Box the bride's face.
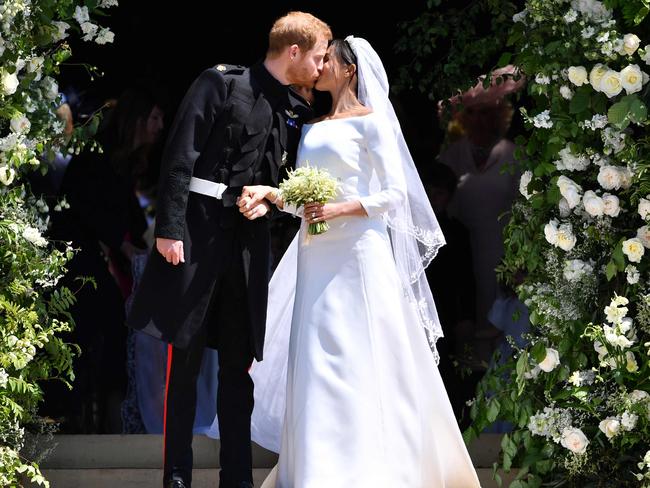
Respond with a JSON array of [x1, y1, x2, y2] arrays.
[[314, 46, 353, 93]]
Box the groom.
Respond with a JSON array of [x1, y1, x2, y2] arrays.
[[126, 12, 331, 488]]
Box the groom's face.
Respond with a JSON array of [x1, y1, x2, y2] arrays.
[[287, 37, 329, 87]]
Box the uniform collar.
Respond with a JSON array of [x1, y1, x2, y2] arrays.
[[251, 61, 289, 102]]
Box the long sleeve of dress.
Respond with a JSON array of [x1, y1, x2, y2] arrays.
[[358, 114, 407, 218], [154, 68, 227, 240]]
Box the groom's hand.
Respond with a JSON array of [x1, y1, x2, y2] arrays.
[[156, 238, 185, 265]]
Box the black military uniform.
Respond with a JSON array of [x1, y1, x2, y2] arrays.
[[126, 62, 312, 488]]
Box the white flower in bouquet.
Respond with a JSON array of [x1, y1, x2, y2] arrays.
[[572, 0, 612, 22], [623, 34, 641, 55], [535, 73, 551, 85], [544, 219, 559, 245], [556, 145, 590, 171], [590, 64, 609, 91], [626, 265, 640, 284], [592, 153, 610, 167], [0, 69, 19, 96], [95, 27, 115, 45], [621, 64, 644, 94], [629, 390, 650, 403], [605, 296, 628, 323], [604, 324, 634, 348], [22, 226, 47, 247], [602, 128, 627, 155], [538, 347, 560, 372], [25, 56, 44, 78], [99, 0, 119, 7], [602, 193, 620, 217], [519, 170, 536, 199], [556, 224, 577, 251], [594, 340, 609, 362], [564, 259, 593, 281], [80, 22, 98, 42], [599, 417, 621, 439], [582, 26, 596, 39], [623, 238, 645, 262], [279, 164, 340, 236], [0, 165, 16, 186], [582, 114, 608, 130], [568, 370, 596, 386], [600, 70, 623, 98], [51, 21, 70, 42], [532, 110, 553, 128], [642, 45, 650, 65], [630, 192, 647, 220], [560, 85, 574, 100], [559, 197, 572, 217], [10, 114, 30, 134], [557, 175, 583, 208], [583, 190, 605, 217], [564, 9, 578, 23], [626, 351, 639, 372], [637, 226, 650, 248], [560, 427, 589, 454], [0, 369, 7, 388], [568, 66, 589, 86], [598, 165, 624, 190], [41, 76, 58, 101], [74, 5, 90, 24], [512, 9, 528, 23], [524, 365, 542, 380]]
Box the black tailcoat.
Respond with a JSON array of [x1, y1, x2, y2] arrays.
[[126, 63, 311, 360]]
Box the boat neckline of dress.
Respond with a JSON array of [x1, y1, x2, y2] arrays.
[[303, 111, 375, 126]]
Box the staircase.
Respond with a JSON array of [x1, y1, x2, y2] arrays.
[[35, 434, 516, 487]]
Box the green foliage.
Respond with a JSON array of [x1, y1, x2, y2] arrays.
[[0, 0, 117, 485]]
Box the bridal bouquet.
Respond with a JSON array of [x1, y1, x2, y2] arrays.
[[279, 164, 339, 236]]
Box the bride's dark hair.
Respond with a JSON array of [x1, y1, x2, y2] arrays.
[[329, 38, 358, 93]]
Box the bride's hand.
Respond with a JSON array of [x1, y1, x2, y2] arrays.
[[305, 201, 367, 224], [239, 185, 276, 209]]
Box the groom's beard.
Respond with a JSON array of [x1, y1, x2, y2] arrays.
[[286, 64, 319, 88]]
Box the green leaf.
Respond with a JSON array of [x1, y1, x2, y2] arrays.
[[629, 97, 648, 124], [608, 99, 631, 128], [569, 89, 590, 114], [497, 52, 512, 67], [606, 260, 617, 281], [487, 398, 501, 423]]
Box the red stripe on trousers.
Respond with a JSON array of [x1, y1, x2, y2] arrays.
[[163, 343, 173, 472]]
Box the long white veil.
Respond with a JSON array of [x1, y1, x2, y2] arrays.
[[207, 36, 446, 453]]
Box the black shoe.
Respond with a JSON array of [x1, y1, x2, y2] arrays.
[[164, 480, 188, 488]]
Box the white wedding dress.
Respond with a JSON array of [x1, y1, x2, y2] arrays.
[[208, 112, 480, 487]]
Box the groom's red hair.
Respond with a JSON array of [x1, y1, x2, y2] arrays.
[[267, 11, 332, 57]]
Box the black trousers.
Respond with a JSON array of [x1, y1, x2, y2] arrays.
[[163, 236, 254, 487]]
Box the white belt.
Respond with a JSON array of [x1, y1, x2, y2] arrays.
[[189, 177, 227, 200]]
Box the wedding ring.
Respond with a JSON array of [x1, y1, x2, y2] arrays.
[[311, 212, 316, 219]]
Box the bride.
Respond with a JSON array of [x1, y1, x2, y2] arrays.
[[209, 36, 481, 487]]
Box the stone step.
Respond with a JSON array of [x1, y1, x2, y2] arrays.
[[39, 434, 503, 469], [40, 468, 517, 487], [33, 434, 511, 487]]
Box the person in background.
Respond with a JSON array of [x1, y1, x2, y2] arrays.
[[438, 65, 525, 364]]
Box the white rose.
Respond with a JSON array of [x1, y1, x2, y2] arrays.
[[559, 197, 572, 217], [0, 165, 16, 186], [602, 194, 620, 217], [568, 66, 588, 86], [0, 70, 19, 96], [556, 224, 577, 251], [598, 166, 623, 190], [629, 390, 650, 403], [22, 226, 47, 247], [623, 238, 645, 263], [544, 220, 559, 245], [519, 170, 534, 199], [618, 167, 633, 189], [26, 56, 44, 74], [621, 64, 644, 94], [583, 190, 605, 217], [538, 348, 560, 372], [560, 85, 573, 100], [643, 45, 650, 65], [560, 427, 589, 454], [590, 64, 609, 91], [9, 114, 30, 134], [623, 34, 641, 56], [638, 197, 650, 220], [637, 226, 650, 248], [599, 417, 621, 439], [600, 70, 623, 98]]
